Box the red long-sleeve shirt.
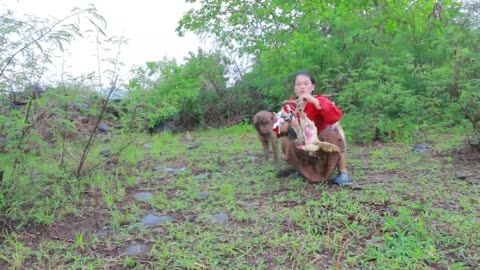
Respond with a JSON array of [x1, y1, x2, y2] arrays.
[[277, 95, 343, 134]]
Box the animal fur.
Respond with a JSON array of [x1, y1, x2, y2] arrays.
[[291, 110, 340, 153], [277, 99, 346, 183], [253, 110, 279, 167], [272, 110, 292, 135]]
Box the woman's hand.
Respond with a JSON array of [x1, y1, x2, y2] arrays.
[[298, 94, 321, 110]]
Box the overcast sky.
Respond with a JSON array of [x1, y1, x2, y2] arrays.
[[3, 0, 206, 81]]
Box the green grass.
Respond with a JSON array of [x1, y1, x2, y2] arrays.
[[0, 123, 479, 269]]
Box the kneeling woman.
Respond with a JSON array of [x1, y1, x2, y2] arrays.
[[274, 70, 352, 185]]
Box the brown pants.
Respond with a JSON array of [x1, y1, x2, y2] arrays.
[[281, 123, 346, 183]]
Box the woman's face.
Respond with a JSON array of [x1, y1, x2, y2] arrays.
[[294, 74, 315, 97]]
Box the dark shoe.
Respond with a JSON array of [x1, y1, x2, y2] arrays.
[[289, 171, 305, 179], [331, 172, 352, 186], [276, 168, 297, 178]]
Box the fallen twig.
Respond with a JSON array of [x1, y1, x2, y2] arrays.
[[336, 238, 350, 270], [194, 262, 212, 270], [309, 253, 327, 265], [354, 179, 396, 185]]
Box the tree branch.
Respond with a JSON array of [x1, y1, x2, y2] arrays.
[[0, 10, 85, 78]]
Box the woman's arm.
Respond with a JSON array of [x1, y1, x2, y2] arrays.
[[298, 93, 322, 110]]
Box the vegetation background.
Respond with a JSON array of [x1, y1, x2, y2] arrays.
[[0, 0, 478, 269]]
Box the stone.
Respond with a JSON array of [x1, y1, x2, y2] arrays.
[[166, 167, 187, 174], [0, 135, 7, 148], [193, 173, 210, 180], [134, 192, 153, 201], [80, 117, 89, 124], [187, 142, 202, 149], [153, 165, 164, 171], [413, 144, 429, 153], [98, 122, 110, 132], [100, 149, 111, 157], [71, 102, 90, 111], [206, 213, 228, 224], [125, 244, 150, 256], [140, 214, 174, 226], [198, 191, 210, 200], [183, 215, 196, 222]]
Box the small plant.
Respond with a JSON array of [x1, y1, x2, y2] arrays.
[[123, 257, 138, 268], [73, 232, 85, 252], [0, 233, 32, 269]]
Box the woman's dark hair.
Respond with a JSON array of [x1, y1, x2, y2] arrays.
[[294, 70, 315, 85]]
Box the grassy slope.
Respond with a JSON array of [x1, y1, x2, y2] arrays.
[[0, 124, 479, 269]]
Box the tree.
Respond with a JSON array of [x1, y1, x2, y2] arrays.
[[177, 0, 480, 144], [125, 49, 233, 130]]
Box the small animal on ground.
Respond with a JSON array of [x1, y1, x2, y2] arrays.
[[252, 110, 279, 167]]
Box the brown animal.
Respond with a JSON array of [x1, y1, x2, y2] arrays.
[[253, 110, 279, 167]]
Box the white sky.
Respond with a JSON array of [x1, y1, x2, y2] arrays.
[[3, 0, 206, 81]]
